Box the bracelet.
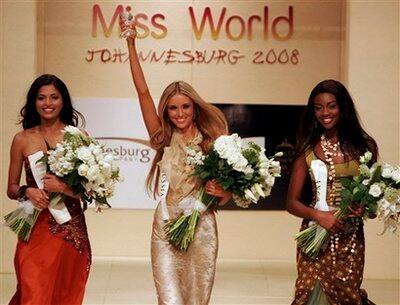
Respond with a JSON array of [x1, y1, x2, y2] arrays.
[[17, 185, 29, 201]]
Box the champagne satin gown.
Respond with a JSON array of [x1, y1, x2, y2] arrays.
[[9, 155, 91, 305], [151, 132, 218, 305]]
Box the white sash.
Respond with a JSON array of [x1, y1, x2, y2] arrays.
[[28, 151, 71, 224], [157, 172, 207, 220], [309, 159, 330, 245], [310, 159, 330, 212], [158, 173, 170, 221]]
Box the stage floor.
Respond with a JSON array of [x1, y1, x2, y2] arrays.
[[1, 258, 399, 305]]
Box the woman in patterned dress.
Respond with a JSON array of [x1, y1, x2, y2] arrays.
[[121, 19, 231, 305], [7, 74, 91, 305], [287, 80, 378, 305]]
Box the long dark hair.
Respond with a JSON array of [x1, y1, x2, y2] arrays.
[[19, 74, 85, 129], [295, 79, 378, 162]]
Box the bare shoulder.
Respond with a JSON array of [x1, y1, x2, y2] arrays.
[[15, 128, 46, 156], [12, 129, 34, 146], [10, 131, 28, 158]]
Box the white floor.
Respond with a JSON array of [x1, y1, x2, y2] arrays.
[[1, 258, 399, 305]]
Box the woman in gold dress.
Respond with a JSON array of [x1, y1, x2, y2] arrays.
[[287, 80, 378, 305], [120, 20, 231, 305]]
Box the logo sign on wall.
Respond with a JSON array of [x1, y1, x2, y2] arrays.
[[43, 1, 343, 104], [75, 98, 156, 209], [75, 98, 305, 210]]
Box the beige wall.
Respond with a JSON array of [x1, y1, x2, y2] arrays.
[[1, 1, 399, 281], [343, 0, 400, 279], [0, 0, 38, 274]]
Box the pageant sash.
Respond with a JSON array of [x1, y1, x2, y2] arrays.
[[158, 173, 170, 221], [310, 159, 330, 212], [29, 151, 72, 224]]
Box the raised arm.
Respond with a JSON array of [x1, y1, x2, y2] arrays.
[[121, 19, 161, 137], [286, 154, 343, 232]]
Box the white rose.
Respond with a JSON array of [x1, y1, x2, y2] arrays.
[[95, 175, 105, 186], [391, 168, 400, 183], [381, 164, 394, 179], [100, 162, 112, 177], [78, 164, 89, 177], [253, 183, 265, 197], [86, 165, 100, 181], [265, 175, 275, 187], [104, 154, 115, 163], [214, 134, 241, 157], [92, 145, 103, 158], [64, 125, 81, 135], [244, 189, 257, 203], [88, 156, 98, 166], [369, 183, 382, 198], [259, 160, 271, 170], [362, 179, 370, 186], [232, 157, 248, 172], [88, 143, 96, 152], [76, 147, 92, 162], [360, 151, 372, 164], [243, 166, 254, 175]]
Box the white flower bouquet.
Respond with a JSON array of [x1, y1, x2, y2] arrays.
[[164, 133, 281, 251], [295, 151, 400, 259], [4, 126, 122, 241]]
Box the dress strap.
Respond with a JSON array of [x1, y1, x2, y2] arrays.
[[305, 147, 316, 167]]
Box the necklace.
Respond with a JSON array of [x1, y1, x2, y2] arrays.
[[320, 134, 357, 282], [320, 134, 344, 157]]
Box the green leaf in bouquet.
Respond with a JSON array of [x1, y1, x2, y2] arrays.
[[340, 178, 352, 189], [352, 186, 360, 195], [367, 200, 378, 215], [369, 165, 382, 184], [199, 171, 210, 180], [218, 159, 226, 168], [63, 170, 83, 188], [95, 196, 111, 208], [242, 149, 258, 166], [221, 177, 234, 189], [244, 173, 253, 180], [339, 197, 351, 210], [353, 189, 365, 202], [341, 188, 352, 199]]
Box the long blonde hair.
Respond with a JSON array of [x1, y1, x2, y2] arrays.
[[146, 81, 228, 196]]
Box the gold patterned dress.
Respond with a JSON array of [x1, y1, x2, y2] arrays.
[[151, 131, 218, 305], [292, 150, 374, 305]]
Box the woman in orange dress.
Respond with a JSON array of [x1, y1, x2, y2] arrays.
[[7, 74, 91, 305]]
